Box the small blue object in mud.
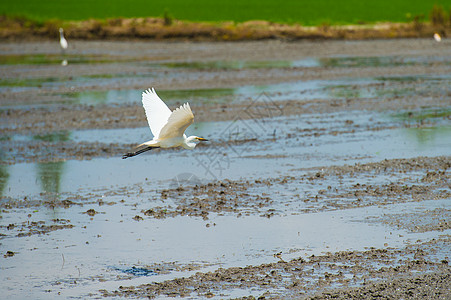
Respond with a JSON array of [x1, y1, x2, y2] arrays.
[[113, 266, 157, 277]]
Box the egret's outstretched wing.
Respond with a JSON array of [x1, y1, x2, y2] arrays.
[[158, 103, 194, 140], [142, 88, 172, 138]]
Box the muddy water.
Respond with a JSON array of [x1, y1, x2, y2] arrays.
[[2, 111, 450, 198], [0, 39, 450, 299]]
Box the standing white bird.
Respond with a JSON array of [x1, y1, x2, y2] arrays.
[[434, 33, 442, 42], [59, 28, 68, 53], [122, 88, 208, 159]]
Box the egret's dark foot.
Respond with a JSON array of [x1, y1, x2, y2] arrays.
[[122, 146, 155, 159], [122, 152, 136, 159]]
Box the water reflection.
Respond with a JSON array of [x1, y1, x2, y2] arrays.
[[35, 161, 65, 196], [149, 56, 449, 71], [71, 78, 374, 106], [32, 132, 70, 199], [391, 107, 451, 148], [33, 131, 70, 142], [158, 88, 235, 103], [73, 88, 236, 106], [152, 58, 320, 70], [0, 163, 9, 198], [403, 126, 451, 149]]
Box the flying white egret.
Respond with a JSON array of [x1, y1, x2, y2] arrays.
[[122, 88, 208, 159], [59, 28, 68, 53]]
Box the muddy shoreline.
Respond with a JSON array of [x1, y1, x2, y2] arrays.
[[2, 15, 451, 42], [104, 237, 451, 299]]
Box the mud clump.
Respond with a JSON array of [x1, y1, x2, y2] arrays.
[[4, 251, 15, 258], [0, 219, 74, 239]]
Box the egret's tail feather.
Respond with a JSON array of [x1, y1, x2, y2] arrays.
[[122, 146, 155, 159]]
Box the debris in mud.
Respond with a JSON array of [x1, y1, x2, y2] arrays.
[[112, 266, 157, 277], [132, 215, 144, 221], [4, 251, 15, 258], [140, 180, 272, 219], [84, 209, 99, 216]]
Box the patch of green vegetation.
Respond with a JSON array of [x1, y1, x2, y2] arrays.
[[324, 85, 363, 99], [0, 54, 62, 65], [155, 60, 293, 70], [1, 1, 451, 25], [320, 56, 410, 68], [84, 74, 115, 79], [375, 76, 423, 82], [0, 77, 58, 87], [159, 88, 236, 103], [33, 131, 70, 142], [0, 54, 116, 65], [394, 107, 451, 122]]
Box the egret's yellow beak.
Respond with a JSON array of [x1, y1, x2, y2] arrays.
[[196, 137, 208, 141]]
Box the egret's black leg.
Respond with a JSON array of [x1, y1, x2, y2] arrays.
[[122, 146, 155, 159]]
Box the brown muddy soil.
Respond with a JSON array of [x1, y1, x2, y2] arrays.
[[1, 218, 74, 239], [144, 156, 451, 219]]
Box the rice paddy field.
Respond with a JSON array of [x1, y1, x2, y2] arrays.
[[1, 1, 451, 299], [1, 0, 451, 25], [1, 37, 451, 299]]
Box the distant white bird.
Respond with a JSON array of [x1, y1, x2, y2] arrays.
[[434, 33, 442, 42], [59, 28, 68, 52], [122, 88, 208, 159]]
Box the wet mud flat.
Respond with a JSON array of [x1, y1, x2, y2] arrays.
[[0, 39, 450, 299]]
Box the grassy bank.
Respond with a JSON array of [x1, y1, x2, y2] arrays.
[[1, 0, 451, 25], [1, 3, 451, 41]]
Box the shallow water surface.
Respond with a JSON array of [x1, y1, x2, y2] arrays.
[[2, 110, 450, 198], [1, 198, 449, 299]]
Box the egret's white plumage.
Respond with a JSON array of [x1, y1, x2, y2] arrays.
[[59, 28, 68, 51], [123, 88, 208, 159], [434, 33, 442, 42]]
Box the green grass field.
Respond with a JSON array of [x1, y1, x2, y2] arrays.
[[1, 0, 451, 25]]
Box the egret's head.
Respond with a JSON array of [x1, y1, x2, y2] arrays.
[[185, 136, 209, 149], [59, 28, 64, 33]]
